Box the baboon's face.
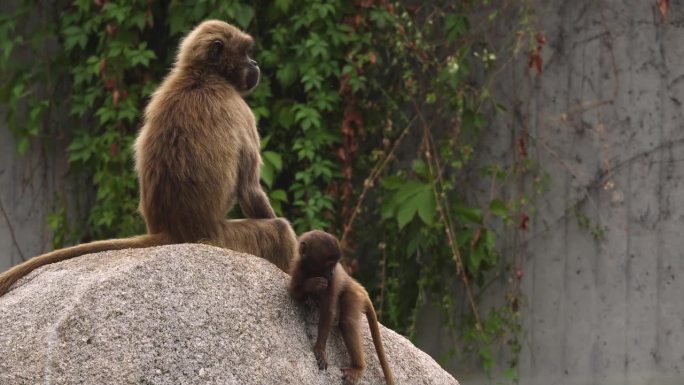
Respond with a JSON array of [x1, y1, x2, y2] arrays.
[[206, 32, 260, 94], [180, 20, 261, 94], [299, 231, 342, 279]]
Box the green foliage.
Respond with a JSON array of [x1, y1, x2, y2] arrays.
[[0, 0, 545, 380]]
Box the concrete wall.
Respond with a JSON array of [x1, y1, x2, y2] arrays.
[[0, 120, 82, 272], [0, 1, 85, 273], [418, 1, 684, 384]]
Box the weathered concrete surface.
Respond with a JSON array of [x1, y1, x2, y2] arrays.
[[418, 1, 684, 385], [0, 244, 458, 385], [0, 1, 87, 274], [0, 95, 75, 273]]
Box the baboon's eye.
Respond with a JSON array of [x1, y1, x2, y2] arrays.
[[209, 40, 224, 61]]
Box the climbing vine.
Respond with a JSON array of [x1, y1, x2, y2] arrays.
[[0, 0, 545, 380]]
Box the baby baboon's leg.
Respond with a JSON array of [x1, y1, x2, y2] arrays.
[[313, 292, 338, 370], [339, 288, 367, 384]]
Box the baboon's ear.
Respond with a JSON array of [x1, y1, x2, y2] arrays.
[[298, 241, 307, 257], [209, 40, 224, 61]]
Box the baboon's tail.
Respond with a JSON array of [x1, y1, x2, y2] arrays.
[[0, 233, 168, 296], [366, 300, 395, 385]]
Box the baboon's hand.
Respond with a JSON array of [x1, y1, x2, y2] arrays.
[[304, 277, 328, 292], [314, 346, 328, 370]]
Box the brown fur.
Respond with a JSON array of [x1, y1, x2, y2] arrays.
[[289, 230, 394, 385], [0, 20, 297, 296]]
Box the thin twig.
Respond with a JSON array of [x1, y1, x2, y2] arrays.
[[377, 240, 388, 321], [413, 99, 483, 332], [0, 196, 26, 261], [339, 118, 416, 249]]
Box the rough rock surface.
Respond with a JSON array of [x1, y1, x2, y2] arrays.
[[0, 244, 459, 385]]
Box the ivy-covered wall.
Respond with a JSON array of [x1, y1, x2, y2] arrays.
[[2, 0, 536, 381]]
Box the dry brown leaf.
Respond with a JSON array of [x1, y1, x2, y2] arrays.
[[528, 49, 543, 74], [658, 0, 669, 20]]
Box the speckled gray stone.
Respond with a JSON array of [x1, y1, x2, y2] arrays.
[[0, 244, 459, 385]]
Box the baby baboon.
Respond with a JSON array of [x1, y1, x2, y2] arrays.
[[289, 230, 394, 385], [0, 20, 296, 296]]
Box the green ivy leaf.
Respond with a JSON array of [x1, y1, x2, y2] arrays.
[[454, 205, 483, 224], [274, 102, 295, 128], [2, 39, 14, 61], [62, 25, 87, 50], [275, 0, 291, 12], [168, 9, 188, 36], [301, 70, 323, 91], [469, 244, 484, 272], [293, 105, 321, 131], [16, 136, 28, 155], [234, 4, 255, 29], [385, 181, 434, 229], [261, 162, 274, 188], [129, 44, 156, 67], [393, 181, 425, 203], [102, 3, 131, 23], [489, 199, 508, 218], [129, 13, 146, 30], [462, 108, 484, 132], [416, 188, 435, 226], [270, 189, 288, 202], [0, 84, 10, 103], [484, 229, 496, 251], [380, 175, 402, 190], [277, 62, 298, 88], [445, 14, 469, 42], [412, 159, 429, 178], [396, 200, 419, 230], [263, 151, 283, 171]]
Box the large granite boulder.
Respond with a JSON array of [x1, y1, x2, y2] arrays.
[[0, 244, 459, 385]]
